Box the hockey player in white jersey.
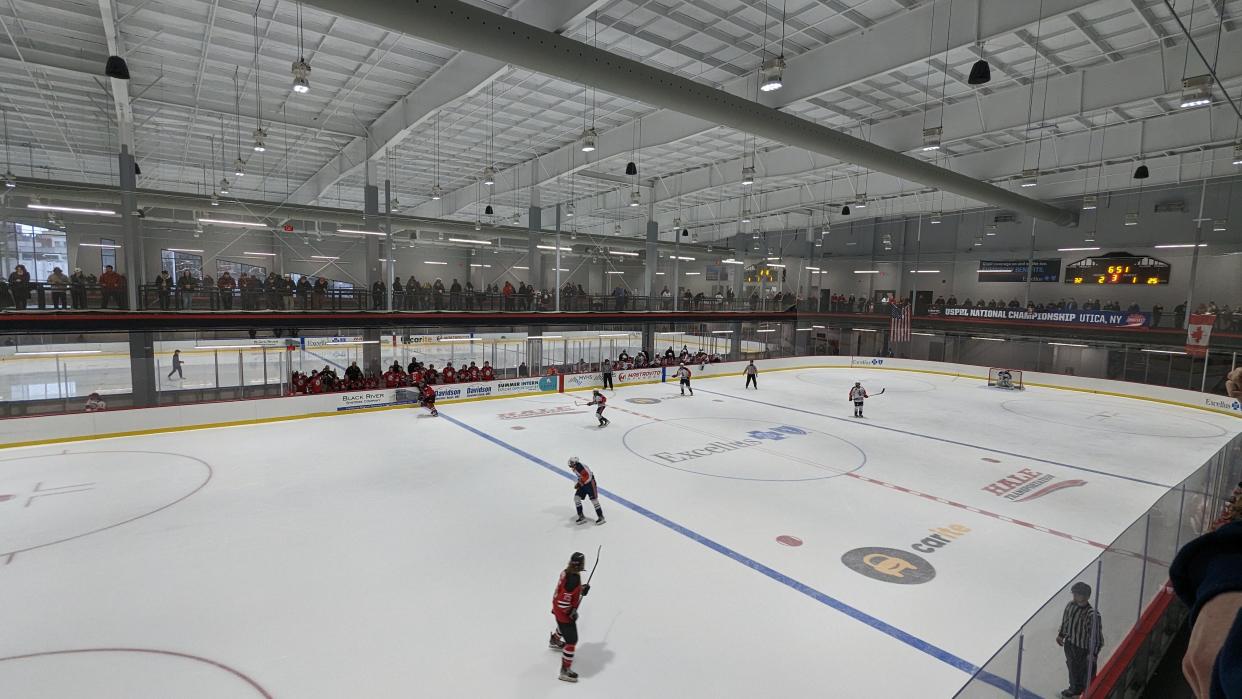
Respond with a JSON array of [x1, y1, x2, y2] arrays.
[[848, 382, 869, 418]]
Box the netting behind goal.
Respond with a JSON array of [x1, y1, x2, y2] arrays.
[[987, 368, 1024, 390]]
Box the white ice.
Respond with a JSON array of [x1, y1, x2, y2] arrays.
[[0, 368, 1237, 698]]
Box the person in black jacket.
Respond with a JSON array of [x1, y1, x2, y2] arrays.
[[155, 270, 173, 310], [1172, 519, 1242, 699], [345, 361, 363, 382], [8, 264, 30, 310]]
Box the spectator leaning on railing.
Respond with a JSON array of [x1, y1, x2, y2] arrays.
[[47, 266, 69, 310]]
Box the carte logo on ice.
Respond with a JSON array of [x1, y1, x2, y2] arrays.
[[982, 468, 1086, 502], [498, 406, 583, 420], [651, 425, 806, 463], [841, 547, 935, 585], [910, 523, 971, 554]]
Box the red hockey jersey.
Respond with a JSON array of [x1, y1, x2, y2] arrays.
[[551, 570, 584, 624]]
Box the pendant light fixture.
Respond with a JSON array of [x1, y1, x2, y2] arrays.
[[758, 2, 787, 92], [483, 80, 495, 186], [251, 13, 266, 154], [431, 111, 443, 199], [1016, 4, 1049, 190], [217, 118, 231, 194], [291, 3, 311, 93], [2, 109, 16, 188], [232, 68, 245, 177]]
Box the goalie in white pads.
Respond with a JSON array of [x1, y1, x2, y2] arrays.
[[994, 369, 1023, 390], [848, 382, 869, 418]]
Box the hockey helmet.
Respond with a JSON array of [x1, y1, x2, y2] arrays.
[[569, 551, 586, 572], [568, 456, 581, 468]]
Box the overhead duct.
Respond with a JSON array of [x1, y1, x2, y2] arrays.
[[299, 0, 1078, 227]]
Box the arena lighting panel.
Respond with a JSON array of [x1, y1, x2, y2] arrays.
[[16, 350, 102, 356], [196, 344, 263, 350], [197, 218, 265, 227], [27, 204, 117, 216], [684, 272, 702, 275], [657, 331, 685, 336], [513, 266, 530, 270], [978, 269, 1014, 273], [1153, 243, 1207, 248], [710, 330, 734, 334], [336, 229, 386, 236], [853, 270, 880, 274], [1058, 246, 1101, 252], [311, 255, 339, 260], [766, 264, 786, 268], [1141, 348, 1188, 355], [536, 245, 571, 251], [449, 238, 491, 245], [1049, 342, 1089, 348], [166, 248, 204, 253], [438, 337, 480, 342], [243, 252, 276, 256], [610, 250, 639, 257], [598, 333, 632, 337], [852, 328, 878, 332], [78, 243, 122, 248], [531, 335, 563, 340], [721, 259, 744, 265], [971, 337, 1008, 342], [795, 328, 813, 331], [909, 269, 940, 273], [812, 325, 825, 329], [912, 332, 936, 337], [756, 329, 777, 333], [424, 261, 448, 265]]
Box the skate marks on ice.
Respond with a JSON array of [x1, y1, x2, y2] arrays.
[[0, 450, 213, 565], [621, 417, 865, 481], [999, 398, 1229, 438], [0, 648, 273, 698], [795, 371, 939, 394]]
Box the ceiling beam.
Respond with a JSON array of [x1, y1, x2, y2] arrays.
[[97, 0, 135, 150], [304, 0, 1077, 226], [285, 0, 610, 205], [1067, 12, 1123, 62], [410, 0, 1089, 219], [1129, 0, 1178, 49]]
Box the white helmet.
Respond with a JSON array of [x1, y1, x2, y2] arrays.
[[568, 456, 580, 467]]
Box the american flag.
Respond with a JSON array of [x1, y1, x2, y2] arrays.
[[890, 301, 912, 343]]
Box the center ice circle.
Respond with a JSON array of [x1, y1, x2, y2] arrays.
[[1000, 399, 1228, 438], [622, 417, 865, 481], [0, 450, 212, 560]]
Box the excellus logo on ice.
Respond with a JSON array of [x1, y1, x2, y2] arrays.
[[651, 425, 807, 464], [1205, 397, 1242, 412]]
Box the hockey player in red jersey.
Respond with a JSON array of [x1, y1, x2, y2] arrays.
[[441, 362, 457, 384], [586, 389, 609, 427], [568, 457, 604, 525], [466, 361, 481, 382], [848, 382, 869, 418], [419, 382, 439, 417], [548, 551, 591, 683], [480, 361, 495, 381]]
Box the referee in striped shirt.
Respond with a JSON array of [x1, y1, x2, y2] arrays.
[[1056, 582, 1104, 698]]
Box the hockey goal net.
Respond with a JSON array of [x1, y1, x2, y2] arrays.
[[987, 368, 1024, 390]]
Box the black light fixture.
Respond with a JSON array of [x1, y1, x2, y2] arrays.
[[681, 228, 689, 237], [967, 42, 990, 85], [967, 58, 991, 85], [133, 162, 141, 176], [105, 55, 130, 80], [484, 204, 494, 215], [841, 205, 851, 216], [1133, 164, 1150, 179], [625, 161, 637, 176]]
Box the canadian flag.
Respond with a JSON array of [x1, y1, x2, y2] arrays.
[[1185, 314, 1215, 357]]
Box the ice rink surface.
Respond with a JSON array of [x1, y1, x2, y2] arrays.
[[1, 368, 1238, 698]]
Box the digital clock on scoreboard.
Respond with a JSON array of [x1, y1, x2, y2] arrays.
[[1064, 254, 1171, 285]]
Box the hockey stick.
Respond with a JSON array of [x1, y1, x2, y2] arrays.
[[874, 388, 886, 396], [586, 544, 602, 586]]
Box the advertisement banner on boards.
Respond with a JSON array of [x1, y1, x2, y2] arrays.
[[493, 377, 559, 395], [933, 306, 1149, 327], [616, 368, 664, 385], [336, 390, 397, 411], [563, 373, 605, 391]]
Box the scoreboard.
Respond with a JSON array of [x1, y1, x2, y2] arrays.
[[1065, 255, 1171, 285]]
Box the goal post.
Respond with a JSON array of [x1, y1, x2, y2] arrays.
[[987, 367, 1025, 390]]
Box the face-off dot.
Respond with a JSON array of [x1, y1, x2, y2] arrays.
[[776, 535, 803, 547]]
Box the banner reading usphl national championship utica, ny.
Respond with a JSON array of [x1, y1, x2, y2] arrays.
[[1185, 313, 1215, 357]]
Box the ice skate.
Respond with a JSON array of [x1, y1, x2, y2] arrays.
[[549, 632, 565, 650], [575, 514, 588, 524], [559, 668, 579, 683], [595, 516, 606, 525]]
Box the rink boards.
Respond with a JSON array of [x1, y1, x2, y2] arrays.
[[0, 358, 1238, 697]]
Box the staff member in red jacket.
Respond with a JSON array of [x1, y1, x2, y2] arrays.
[[548, 551, 591, 683]]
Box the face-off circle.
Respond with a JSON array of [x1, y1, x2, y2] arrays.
[[1000, 399, 1228, 438], [0, 648, 271, 697], [622, 417, 866, 481], [0, 451, 211, 561], [626, 397, 661, 405]]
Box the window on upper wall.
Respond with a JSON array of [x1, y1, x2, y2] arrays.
[[99, 238, 116, 271], [216, 258, 268, 279], [3, 223, 69, 280], [160, 249, 203, 280]]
